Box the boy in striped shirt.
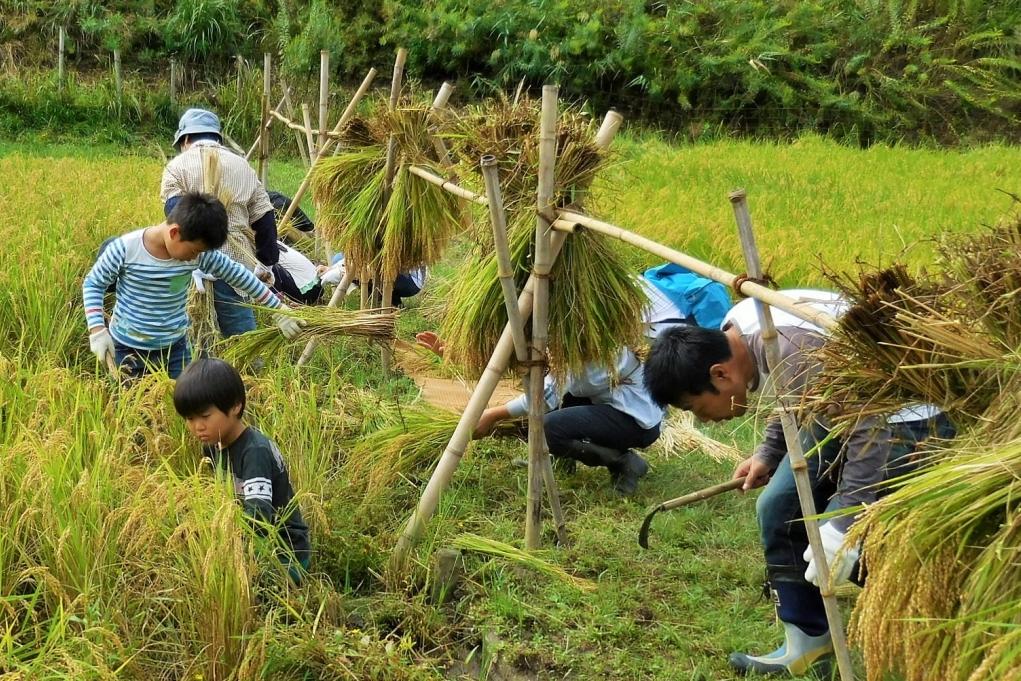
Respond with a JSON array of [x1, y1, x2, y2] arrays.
[[83, 192, 303, 379]]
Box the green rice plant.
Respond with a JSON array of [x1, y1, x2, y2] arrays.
[[449, 534, 595, 592], [221, 305, 398, 366]]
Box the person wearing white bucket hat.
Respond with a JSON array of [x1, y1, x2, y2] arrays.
[[160, 108, 280, 337]]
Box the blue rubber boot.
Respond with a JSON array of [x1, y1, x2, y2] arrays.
[[729, 622, 833, 676], [729, 578, 833, 676]]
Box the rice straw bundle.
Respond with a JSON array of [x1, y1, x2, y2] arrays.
[[434, 95, 645, 379], [810, 205, 1021, 681], [449, 533, 595, 592], [221, 305, 397, 365], [343, 404, 461, 498], [186, 283, 220, 356], [447, 95, 603, 214], [344, 403, 524, 498], [652, 411, 742, 463], [311, 105, 461, 281], [185, 147, 237, 351], [849, 407, 1021, 681], [437, 208, 646, 380]]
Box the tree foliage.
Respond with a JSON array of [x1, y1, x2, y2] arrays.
[[0, 0, 1018, 142]]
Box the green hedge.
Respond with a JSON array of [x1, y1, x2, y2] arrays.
[[2, 0, 1019, 143]]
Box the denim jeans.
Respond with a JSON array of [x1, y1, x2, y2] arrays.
[[212, 278, 257, 337], [114, 336, 190, 379], [756, 413, 955, 632]]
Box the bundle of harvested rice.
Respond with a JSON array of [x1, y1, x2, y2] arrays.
[[311, 105, 461, 282], [653, 411, 742, 463], [344, 403, 524, 498], [449, 533, 595, 592], [436, 97, 646, 379], [221, 305, 397, 365], [811, 205, 1021, 681], [447, 95, 603, 214], [343, 404, 460, 498]]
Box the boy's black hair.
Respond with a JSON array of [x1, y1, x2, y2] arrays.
[[643, 325, 733, 407], [167, 192, 229, 250], [173, 358, 246, 418]]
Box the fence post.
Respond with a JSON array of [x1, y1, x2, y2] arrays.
[[57, 27, 65, 91], [235, 54, 243, 99], [170, 59, 177, 108], [113, 49, 123, 107], [259, 52, 271, 187]]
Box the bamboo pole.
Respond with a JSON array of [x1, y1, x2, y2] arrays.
[[113, 50, 123, 108], [57, 27, 65, 91], [313, 58, 331, 258], [378, 48, 407, 374], [390, 108, 624, 571], [222, 133, 246, 155], [390, 232, 569, 574], [429, 81, 455, 167], [245, 93, 287, 161], [281, 83, 310, 168], [525, 85, 558, 548], [407, 165, 488, 205], [276, 68, 377, 230], [295, 269, 356, 366], [480, 156, 528, 363], [170, 59, 177, 107], [300, 104, 316, 160], [360, 265, 370, 309], [407, 165, 836, 333], [552, 211, 838, 331], [729, 190, 855, 681], [259, 53, 271, 186], [318, 51, 329, 151], [480, 153, 568, 545]]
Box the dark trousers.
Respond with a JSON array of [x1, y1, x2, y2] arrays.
[[758, 413, 955, 634], [114, 336, 190, 379], [544, 394, 661, 466], [392, 274, 421, 307], [355, 274, 422, 308], [271, 265, 324, 305]]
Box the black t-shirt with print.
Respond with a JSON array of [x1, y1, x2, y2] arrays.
[[207, 426, 310, 562]]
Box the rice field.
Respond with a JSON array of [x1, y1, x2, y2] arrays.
[[1, 136, 1019, 679]]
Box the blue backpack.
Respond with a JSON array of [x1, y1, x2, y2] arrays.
[[643, 263, 732, 330]]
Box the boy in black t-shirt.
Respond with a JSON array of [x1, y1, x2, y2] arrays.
[[173, 358, 310, 579]]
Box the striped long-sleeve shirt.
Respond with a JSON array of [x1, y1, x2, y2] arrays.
[[83, 228, 280, 350]]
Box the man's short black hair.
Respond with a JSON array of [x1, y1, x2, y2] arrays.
[[173, 358, 246, 418], [167, 192, 229, 250], [644, 325, 733, 407]]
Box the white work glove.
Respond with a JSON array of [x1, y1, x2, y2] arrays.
[[319, 262, 345, 286], [89, 327, 115, 365], [273, 305, 305, 340], [191, 269, 216, 293], [254, 264, 276, 287], [804, 522, 860, 587]]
